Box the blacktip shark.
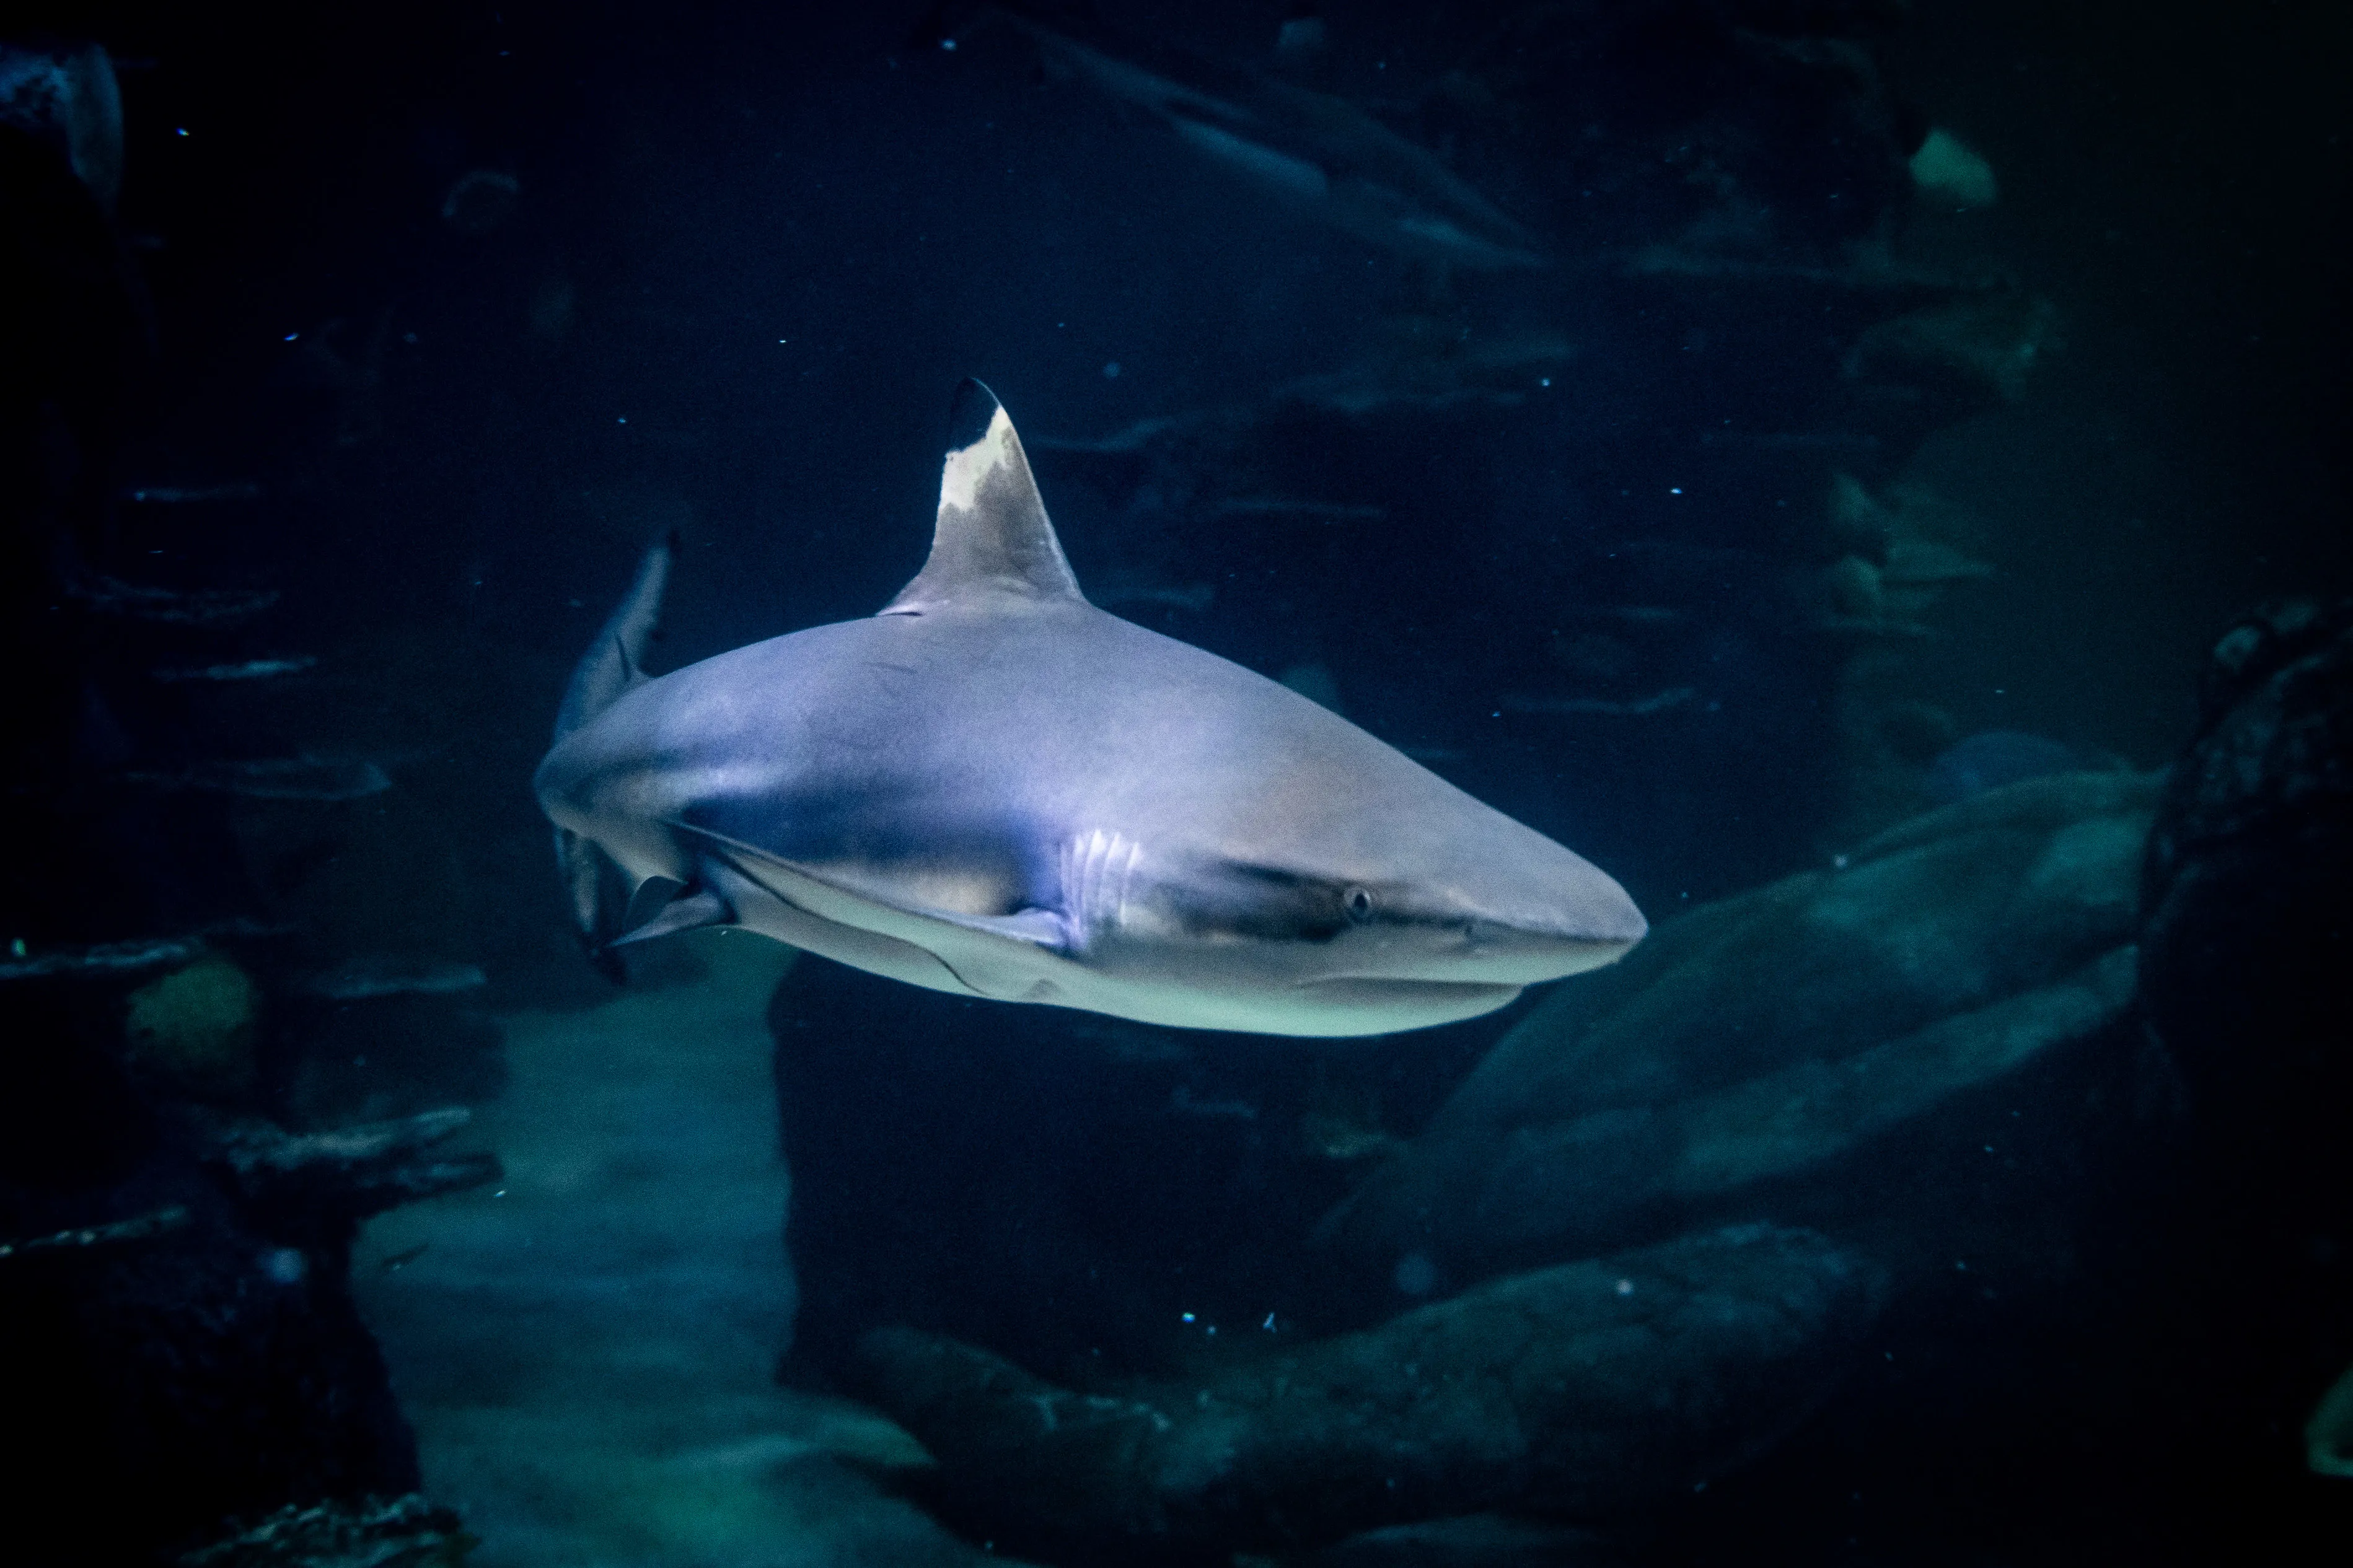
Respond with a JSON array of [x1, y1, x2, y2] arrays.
[[535, 382, 1642, 1036]]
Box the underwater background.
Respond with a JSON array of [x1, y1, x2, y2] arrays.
[[2, 2, 2347, 1564]]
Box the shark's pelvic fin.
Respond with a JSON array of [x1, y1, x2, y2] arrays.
[[882, 380, 1086, 615], [555, 531, 674, 742], [611, 884, 734, 947], [556, 826, 631, 982]]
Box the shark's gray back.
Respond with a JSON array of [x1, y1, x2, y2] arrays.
[[602, 594, 1601, 936]]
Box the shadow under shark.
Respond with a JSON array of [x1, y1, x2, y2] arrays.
[[535, 382, 1643, 1035]]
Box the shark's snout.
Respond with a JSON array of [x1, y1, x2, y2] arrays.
[[1322, 867, 1644, 991], [1527, 870, 1647, 978], [1536, 867, 1648, 953], [1449, 848, 1647, 982]]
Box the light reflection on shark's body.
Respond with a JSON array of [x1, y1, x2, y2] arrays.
[[535, 382, 1642, 1036]]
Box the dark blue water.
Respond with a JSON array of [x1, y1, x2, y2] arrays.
[[2, 4, 2346, 1564]]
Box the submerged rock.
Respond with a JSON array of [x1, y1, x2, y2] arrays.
[[2139, 598, 2353, 1467], [1926, 728, 2093, 802], [856, 1224, 1881, 1559], [2141, 597, 2353, 1186], [125, 952, 261, 1102], [1843, 284, 2060, 405], [193, 1105, 499, 1238], [177, 1494, 470, 1567], [1322, 771, 2163, 1280], [0, 1202, 189, 1265], [2307, 1359, 2353, 1479]]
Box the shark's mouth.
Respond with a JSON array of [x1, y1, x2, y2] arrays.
[[1290, 977, 1525, 1011], [1314, 934, 1641, 989]]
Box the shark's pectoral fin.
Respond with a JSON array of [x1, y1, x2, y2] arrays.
[[923, 906, 1072, 950], [612, 885, 734, 947], [770, 890, 1070, 1002], [750, 861, 1076, 962], [667, 821, 1075, 1002]]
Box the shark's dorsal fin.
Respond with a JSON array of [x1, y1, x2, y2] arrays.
[[882, 380, 1086, 615]]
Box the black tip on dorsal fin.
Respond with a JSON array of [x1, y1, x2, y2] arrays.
[[944, 375, 1000, 453], [881, 379, 1086, 615]]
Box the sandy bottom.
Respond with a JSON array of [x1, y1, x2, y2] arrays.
[[354, 932, 1001, 1566]]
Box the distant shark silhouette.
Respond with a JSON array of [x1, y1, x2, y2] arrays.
[[535, 382, 1642, 1035], [923, 4, 1547, 273]]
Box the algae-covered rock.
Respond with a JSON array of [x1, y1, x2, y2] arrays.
[[1322, 771, 2162, 1277], [177, 1493, 472, 1567], [125, 950, 260, 1102], [856, 1225, 1883, 1559]]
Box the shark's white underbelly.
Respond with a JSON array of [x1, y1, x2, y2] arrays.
[[698, 839, 1520, 1037]]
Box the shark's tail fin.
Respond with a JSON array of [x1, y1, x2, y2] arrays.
[[553, 535, 675, 980]]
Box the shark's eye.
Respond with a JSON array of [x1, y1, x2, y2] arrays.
[[1344, 887, 1376, 923]]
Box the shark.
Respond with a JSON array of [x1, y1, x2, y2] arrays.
[[534, 382, 1643, 1036], [924, 4, 1546, 273]]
